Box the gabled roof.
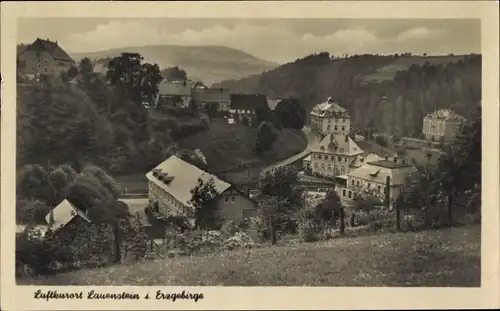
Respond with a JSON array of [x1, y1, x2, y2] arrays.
[[45, 199, 91, 230], [313, 134, 363, 156], [158, 80, 192, 97], [348, 161, 417, 186], [310, 97, 349, 118], [230, 94, 269, 110], [266, 97, 282, 111], [192, 88, 231, 103], [349, 153, 384, 169], [21, 38, 74, 62], [146, 155, 232, 208]]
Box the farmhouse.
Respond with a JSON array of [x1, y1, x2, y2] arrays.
[[156, 80, 193, 108], [192, 88, 231, 112], [146, 155, 257, 226], [17, 38, 75, 80], [422, 109, 466, 143], [310, 97, 351, 135], [229, 94, 269, 121], [45, 199, 91, 231]]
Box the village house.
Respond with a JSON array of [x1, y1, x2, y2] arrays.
[[156, 80, 193, 109], [422, 109, 466, 143], [45, 199, 91, 231], [146, 155, 257, 227], [229, 94, 269, 122], [339, 156, 417, 209], [310, 97, 351, 136], [310, 134, 364, 178], [17, 38, 74, 80], [192, 87, 231, 112]]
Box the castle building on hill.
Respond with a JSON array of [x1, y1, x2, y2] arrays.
[[310, 97, 351, 136]]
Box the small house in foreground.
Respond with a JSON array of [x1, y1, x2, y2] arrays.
[[146, 155, 257, 227]]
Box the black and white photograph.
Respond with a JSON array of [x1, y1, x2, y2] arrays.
[[1, 1, 499, 310]]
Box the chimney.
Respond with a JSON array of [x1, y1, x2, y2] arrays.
[[345, 135, 349, 142]]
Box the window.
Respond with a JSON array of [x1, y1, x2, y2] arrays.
[[231, 196, 236, 203], [327, 125, 331, 130], [378, 185, 381, 192], [44, 67, 47, 72], [356, 181, 360, 187], [367, 183, 371, 188], [338, 156, 341, 161], [341, 126, 345, 131], [314, 163, 318, 168], [343, 189, 346, 197], [330, 156, 334, 161], [327, 164, 332, 170], [321, 164, 325, 169], [351, 180, 354, 185], [224, 196, 229, 203], [44, 59, 48, 64], [340, 167, 344, 173], [348, 191, 352, 198], [334, 125, 338, 131]]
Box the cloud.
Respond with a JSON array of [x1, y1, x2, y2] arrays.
[[61, 20, 472, 63], [396, 27, 446, 42]]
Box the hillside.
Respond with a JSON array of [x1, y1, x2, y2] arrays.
[[213, 53, 481, 137], [178, 119, 308, 175], [69, 45, 279, 86], [19, 225, 480, 286], [360, 55, 467, 83]]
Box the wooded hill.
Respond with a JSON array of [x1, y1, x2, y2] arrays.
[[213, 53, 481, 137]]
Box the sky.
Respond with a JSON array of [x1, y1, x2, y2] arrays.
[[18, 18, 480, 64]]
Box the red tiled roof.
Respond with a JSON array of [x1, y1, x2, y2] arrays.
[[22, 38, 74, 62]]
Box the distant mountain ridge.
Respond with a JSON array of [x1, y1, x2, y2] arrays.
[[68, 45, 279, 86]]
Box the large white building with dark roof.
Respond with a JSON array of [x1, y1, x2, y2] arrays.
[[310, 97, 351, 135], [310, 134, 363, 177]]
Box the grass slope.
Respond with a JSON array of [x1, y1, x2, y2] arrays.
[[362, 55, 467, 83], [70, 45, 279, 86], [177, 119, 307, 174], [19, 225, 480, 286]]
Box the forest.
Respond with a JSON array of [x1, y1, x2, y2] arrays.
[[213, 53, 481, 137]]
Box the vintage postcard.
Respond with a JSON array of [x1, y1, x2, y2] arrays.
[[1, 1, 499, 310]]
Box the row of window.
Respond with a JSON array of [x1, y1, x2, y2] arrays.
[[327, 118, 347, 123], [314, 154, 348, 162], [326, 125, 347, 132], [314, 162, 345, 173], [150, 183, 185, 212], [350, 179, 385, 193], [223, 195, 237, 204], [32, 59, 48, 65]]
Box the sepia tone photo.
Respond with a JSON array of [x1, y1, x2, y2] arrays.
[[1, 1, 499, 310]]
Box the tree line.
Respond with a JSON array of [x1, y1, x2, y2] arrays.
[[214, 53, 481, 137]]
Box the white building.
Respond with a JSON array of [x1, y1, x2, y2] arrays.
[[310, 134, 363, 177], [422, 109, 466, 143], [310, 97, 351, 135], [339, 156, 417, 209]]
